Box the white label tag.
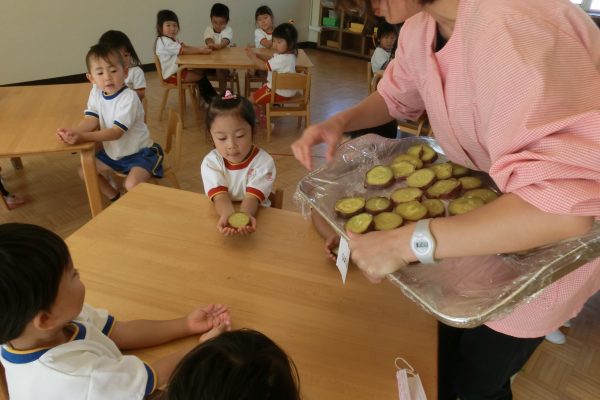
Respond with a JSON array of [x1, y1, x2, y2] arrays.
[[335, 237, 350, 284]]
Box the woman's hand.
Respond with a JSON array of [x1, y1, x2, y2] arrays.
[[348, 229, 411, 283], [291, 117, 346, 170], [324, 235, 340, 262]]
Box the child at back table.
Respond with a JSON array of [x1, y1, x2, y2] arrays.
[[370, 22, 397, 73], [164, 329, 300, 400], [99, 30, 146, 100], [201, 91, 276, 236], [0, 223, 231, 400], [254, 5, 274, 49], [204, 3, 234, 94], [57, 44, 163, 202], [155, 9, 217, 104]]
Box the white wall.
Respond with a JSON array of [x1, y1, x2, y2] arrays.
[[0, 0, 309, 85]]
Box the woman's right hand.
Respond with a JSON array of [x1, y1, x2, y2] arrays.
[[291, 117, 345, 170]]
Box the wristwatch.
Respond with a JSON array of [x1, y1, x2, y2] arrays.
[[410, 219, 437, 264]]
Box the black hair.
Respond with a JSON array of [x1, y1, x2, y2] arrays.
[[0, 223, 71, 343], [156, 9, 180, 37], [205, 94, 256, 138], [98, 30, 142, 67], [210, 3, 230, 22], [272, 23, 298, 56], [85, 43, 124, 72], [255, 5, 274, 22], [166, 329, 301, 400], [375, 21, 397, 43]]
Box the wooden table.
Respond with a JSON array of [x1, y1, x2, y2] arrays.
[[65, 183, 437, 399], [0, 83, 103, 217]]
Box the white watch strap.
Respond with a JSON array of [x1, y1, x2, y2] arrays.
[[410, 219, 437, 264]]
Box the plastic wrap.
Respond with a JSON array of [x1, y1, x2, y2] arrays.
[[295, 134, 600, 327]]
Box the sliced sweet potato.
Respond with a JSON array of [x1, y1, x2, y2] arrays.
[[464, 188, 498, 204], [430, 162, 454, 180], [374, 212, 404, 231], [365, 165, 394, 189], [406, 168, 436, 189], [390, 161, 416, 180], [448, 197, 485, 215], [228, 212, 251, 228], [390, 187, 423, 204], [458, 176, 483, 190], [394, 200, 428, 221], [392, 153, 423, 169], [365, 196, 392, 214], [407, 144, 438, 163], [422, 199, 445, 217], [425, 179, 462, 199], [335, 197, 366, 219], [345, 213, 374, 234], [451, 162, 470, 177]]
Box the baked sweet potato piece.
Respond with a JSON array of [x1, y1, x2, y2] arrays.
[[374, 212, 404, 231], [394, 200, 428, 221], [458, 176, 483, 190], [425, 179, 462, 199], [464, 188, 498, 204], [345, 213, 374, 234], [407, 144, 438, 163], [430, 162, 454, 180], [392, 153, 423, 169], [448, 197, 485, 215], [451, 162, 470, 177], [406, 168, 436, 189], [391, 187, 423, 204], [365, 165, 394, 189], [422, 198, 445, 217], [390, 161, 416, 180], [228, 212, 251, 228], [365, 196, 393, 214], [335, 197, 366, 219]]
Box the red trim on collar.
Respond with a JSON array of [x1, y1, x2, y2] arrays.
[[224, 146, 259, 170]]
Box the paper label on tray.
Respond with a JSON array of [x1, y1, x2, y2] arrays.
[[336, 237, 350, 284]]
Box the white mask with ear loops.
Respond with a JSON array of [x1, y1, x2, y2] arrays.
[[395, 357, 427, 400]]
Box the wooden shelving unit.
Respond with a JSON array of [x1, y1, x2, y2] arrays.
[[317, 3, 375, 60]]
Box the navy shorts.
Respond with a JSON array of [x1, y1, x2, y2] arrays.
[[96, 143, 164, 178]]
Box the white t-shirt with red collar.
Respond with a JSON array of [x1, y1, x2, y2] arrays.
[[201, 146, 276, 207], [266, 53, 297, 97], [155, 36, 183, 79]]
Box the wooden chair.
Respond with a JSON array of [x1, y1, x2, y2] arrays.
[[398, 112, 432, 137], [245, 70, 267, 98], [206, 70, 241, 95], [141, 96, 148, 123], [367, 62, 374, 93], [265, 71, 312, 143], [268, 188, 284, 209], [154, 55, 198, 126]]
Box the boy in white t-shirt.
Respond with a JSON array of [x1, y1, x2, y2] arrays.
[[370, 22, 397, 73], [0, 223, 231, 400], [204, 3, 234, 94], [254, 5, 274, 49]]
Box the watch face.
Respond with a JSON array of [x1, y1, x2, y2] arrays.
[[414, 238, 430, 254]]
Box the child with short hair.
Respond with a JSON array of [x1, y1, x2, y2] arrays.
[[57, 44, 163, 202], [99, 30, 147, 100], [165, 329, 300, 400], [201, 91, 276, 236], [371, 22, 397, 73], [254, 5, 274, 49], [204, 3, 234, 94], [0, 223, 232, 400], [155, 9, 217, 104], [245, 22, 299, 105]]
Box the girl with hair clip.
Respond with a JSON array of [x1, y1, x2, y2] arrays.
[[99, 30, 147, 100], [292, 0, 600, 399], [154, 9, 217, 104], [201, 91, 276, 236]]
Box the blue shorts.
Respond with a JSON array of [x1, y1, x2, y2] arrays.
[[96, 143, 164, 178]]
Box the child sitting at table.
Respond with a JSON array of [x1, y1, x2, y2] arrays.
[[254, 5, 274, 49], [99, 30, 146, 100], [204, 3, 234, 95], [164, 329, 300, 400], [155, 9, 217, 104], [57, 44, 163, 202], [201, 91, 276, 236], [0, 223, 232, 400], [370, 21, 397, 74]]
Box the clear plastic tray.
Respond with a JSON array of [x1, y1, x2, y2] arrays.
[[295, 134, 600, 327]]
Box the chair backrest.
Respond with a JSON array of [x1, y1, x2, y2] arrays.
[[154, 55, 170, 87], [268, 188, 284, 209], [367, 62, 374, 93], [270, 72, 311, 105], [164, 108, 183, 171]]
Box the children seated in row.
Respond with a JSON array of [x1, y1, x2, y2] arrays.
[[201, 92, 276, 236], [204, 3, 234, 95], [255, 5, 274, 49], [0, 223, 231, 399], [164, 329, 300, 400], [155, 9, 217, 104], [57, 44, 163, 202], [370, 22, 397, 73], [99, 30, 146, 100]]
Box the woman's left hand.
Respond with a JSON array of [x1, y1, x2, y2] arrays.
[[348, 229, 410, 283]]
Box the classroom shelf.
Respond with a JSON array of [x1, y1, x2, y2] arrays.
[[317, 4, 375, 60]]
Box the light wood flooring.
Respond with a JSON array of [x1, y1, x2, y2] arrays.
[[1, 49, 599, 399]]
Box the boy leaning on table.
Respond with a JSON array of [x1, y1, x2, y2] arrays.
[[0, 223, 231, 399]]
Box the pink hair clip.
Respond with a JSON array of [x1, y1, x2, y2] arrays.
[[222, 90, 237, 100]]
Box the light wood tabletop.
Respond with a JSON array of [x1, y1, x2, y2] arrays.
[[65, 183, 437, 399], [177, 47, 314, 71], [0, 83, 103, 217]]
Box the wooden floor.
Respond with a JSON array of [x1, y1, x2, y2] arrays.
[[1, 49, 598, 399]]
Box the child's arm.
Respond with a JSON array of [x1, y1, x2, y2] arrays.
[[213, 193, 238, 236], [311, 211, 340, 261], [181, 44, 212, 55], [245, 48, 269, 70], [135, 88, 146, 100], [237, 196, 260, 234], [260, 37, 273, 48], [56, 116, 123, 144], [209, 38, 230, 50]]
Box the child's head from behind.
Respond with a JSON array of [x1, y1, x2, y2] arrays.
[[210, 3, 230, 33], [206, 92, 255, 164], [157, 9, 180, 39], [85, 44, 127, 96], [255, 6, 274, 32], [0, 223, 84, 344], [376, 22, 397, 51], [166, 329, 300, 400], [98, 30, 141, 69], [272, 22, 298, 55]]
